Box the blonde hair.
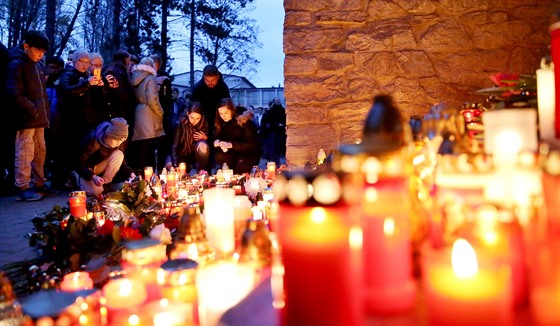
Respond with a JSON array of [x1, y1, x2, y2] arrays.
[[139, 57, 155, 67]]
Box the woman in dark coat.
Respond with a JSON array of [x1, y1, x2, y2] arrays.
[[169, 101, 210, 173], [213, 98, 261, 174]]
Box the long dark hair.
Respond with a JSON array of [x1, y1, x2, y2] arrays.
[[214, 98, 237, 135]]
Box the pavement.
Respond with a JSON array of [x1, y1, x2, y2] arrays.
[[0, 193, 69, 269]]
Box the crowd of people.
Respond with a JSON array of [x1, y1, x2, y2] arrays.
[[1, 31, 286, 201]]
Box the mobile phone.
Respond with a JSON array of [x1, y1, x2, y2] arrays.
[[93, 68, 101, 78]]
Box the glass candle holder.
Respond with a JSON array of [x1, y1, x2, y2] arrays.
[[157, 259, 199, 325], [121, 239, 167, 302], [274, 169, 363, 326], [144, 166, 154, 182], [68, 191, 87, 218]]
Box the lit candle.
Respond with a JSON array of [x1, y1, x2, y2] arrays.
[[102, 278, 147, 324], [68, 194, 87, 218], [422, 239, 513, 326], [121, 239, 167, 302], [178, 162, 187, 176], [166, 170, 178, 198], [459, 205, 528, 307], [275, 171, 363, 326], [550, 21, 560, 138], [536, 59, 556, 141], [59, 272, 94, 292], [266, 161, 276, 181], [203, 188, 235, 256], [530, 237, 560, 326], [196, 261, 255, 326], [362, 178, 416, 314], [144, 166, 153, 182], [156, 259, 198, 325], [482, 109, 537, 166]]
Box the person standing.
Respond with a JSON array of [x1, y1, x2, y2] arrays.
[[0, 42, 16, 196], [129, 57, 166, 171], [192, 65, 231, 139], [260, 97, 286, 165], [5, 31, 50, 201]]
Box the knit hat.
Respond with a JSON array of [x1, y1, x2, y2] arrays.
[[105, 118, 129, 140]]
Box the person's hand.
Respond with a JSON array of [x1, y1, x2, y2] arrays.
[[194, 131, 207, 141], [88, 75, 101, 86], [92, 175, 105, 187], [214, 139, 221, 147], [219, 141, 232, 152], [106, 74, 119, 88]]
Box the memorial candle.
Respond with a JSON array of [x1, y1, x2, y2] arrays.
[[203, 188, 235, 256], [536, 59, 556, 141], [59, 272, 94, 292], [422, 239, 513, 326], [275, 171, 363, 326], [550, 21, 560, 137], [144, 166, 153, 182]]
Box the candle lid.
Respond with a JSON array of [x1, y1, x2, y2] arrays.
[[273, 169, 362, 206], [124, 238, 161, 250], [160, 258, 199, 272], [22, 289, 96, 318]]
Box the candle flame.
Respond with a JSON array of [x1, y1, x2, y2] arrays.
[[349, 226, 363, 249], [365, 187, 378, 203], [310, 207, 327, 224], [482, 231, 499, 245], [119, 279, 133, 296], [128, 314, 140, 325], [495, 131, 522, 157], [451, 239, 478, 278], [383, 217, 395, 236]]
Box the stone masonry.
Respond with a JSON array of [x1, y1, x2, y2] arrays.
[[283, 0, 560, 166]]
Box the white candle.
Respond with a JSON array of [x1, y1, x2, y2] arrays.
[[203, 188, 235, 255], [483, 109, 537, 166], [536, 60, 556, 141], [196, 261, 255, 326]]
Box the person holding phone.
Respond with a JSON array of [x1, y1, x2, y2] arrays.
[[88, 53, 121, 124], [167, 101, 210, 174]]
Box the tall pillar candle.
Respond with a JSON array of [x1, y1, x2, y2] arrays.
[[536, 59, 556, 140], [203, 188, 235, 256], [275, 171, 363, 326], [550, 21, 560, 138]]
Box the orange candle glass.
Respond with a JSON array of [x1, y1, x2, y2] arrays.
[[68, 192, 87, 218]]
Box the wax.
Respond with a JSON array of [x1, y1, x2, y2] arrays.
[[279, 204, 362, 326]]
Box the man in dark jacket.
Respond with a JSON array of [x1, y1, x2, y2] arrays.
[[192, 65, 231, 138], [5, 31, 50, 201], [72, 118, 135, 196]]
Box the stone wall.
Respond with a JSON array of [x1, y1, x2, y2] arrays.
[[283, 0, 560, 166]]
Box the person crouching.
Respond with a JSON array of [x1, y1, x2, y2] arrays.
[[72, 118, 136, 196]]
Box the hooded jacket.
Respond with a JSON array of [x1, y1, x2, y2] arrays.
[[130, 64, 165, 141], [5, 46, 49, 130]]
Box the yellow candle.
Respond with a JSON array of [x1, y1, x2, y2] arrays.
[[102, 278, 146, 310]]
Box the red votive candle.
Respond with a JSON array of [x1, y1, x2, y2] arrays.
[[550, 21, 560, 138], [68, 195, 87, 217], [275, 171, 363, 326]]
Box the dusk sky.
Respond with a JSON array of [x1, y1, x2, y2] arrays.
[[168, 0, 285, 88]]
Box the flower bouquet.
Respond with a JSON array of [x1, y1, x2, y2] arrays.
[[476, 72, 537, 108]]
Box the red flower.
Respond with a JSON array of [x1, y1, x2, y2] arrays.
[[490, 73, 520, 87], [120, 226, 143, 240], [97, 220, 115, 236], [164, 217, 180, 231]]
